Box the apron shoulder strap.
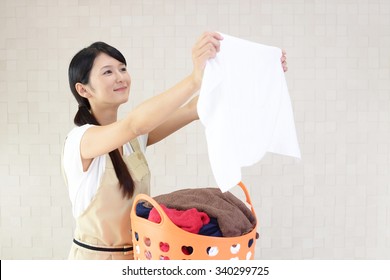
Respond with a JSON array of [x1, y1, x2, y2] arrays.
[[129, 137, 141, 153]]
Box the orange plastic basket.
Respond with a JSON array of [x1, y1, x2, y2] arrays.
[[130, 182, 258, 260]]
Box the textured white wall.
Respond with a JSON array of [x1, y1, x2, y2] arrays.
[[0, 0, 389, 259]]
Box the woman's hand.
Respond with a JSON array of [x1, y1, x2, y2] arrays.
[[281, 50, 288, 72], [191, 31, 224, 90]]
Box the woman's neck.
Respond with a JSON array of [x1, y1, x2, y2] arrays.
[[91, 106, 119, 125]]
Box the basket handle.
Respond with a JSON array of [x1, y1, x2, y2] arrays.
[[132, 193, 170, 225], [237, 181, 257, 218]]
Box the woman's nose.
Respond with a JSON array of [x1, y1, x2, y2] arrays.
[[115, 71, 123, 82]]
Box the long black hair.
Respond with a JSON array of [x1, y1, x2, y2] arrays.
[[68, 42, 134, 198]]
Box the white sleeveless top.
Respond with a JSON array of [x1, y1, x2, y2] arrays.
[[62, 124, 148, 217]]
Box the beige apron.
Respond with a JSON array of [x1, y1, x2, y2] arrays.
[[68, 138, 150, 260]]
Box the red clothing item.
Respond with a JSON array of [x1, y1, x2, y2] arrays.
[[148, 204, 210, 234]]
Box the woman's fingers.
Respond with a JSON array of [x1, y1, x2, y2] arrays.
[[194, 42, 218, 60], [190, 32, 223, 88], [195, 32, 223, 50], [193, 32, 222, 61], [280, 49, 287, 62], [281, 49, 288, 72]]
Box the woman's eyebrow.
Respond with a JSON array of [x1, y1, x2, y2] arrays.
[[100, 65, 113, 70], [100, 63, 125, 70]]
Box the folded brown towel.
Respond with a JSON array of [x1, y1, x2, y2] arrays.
[[146, 188, 256, 237]]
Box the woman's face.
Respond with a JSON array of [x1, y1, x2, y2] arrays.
[[85, 52, 131, 109]]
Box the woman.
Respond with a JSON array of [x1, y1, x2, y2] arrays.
[[62, 32, 288, 260]]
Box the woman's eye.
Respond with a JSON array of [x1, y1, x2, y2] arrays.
[[103, 70, 112, 75], [120, 67, 127, 72]]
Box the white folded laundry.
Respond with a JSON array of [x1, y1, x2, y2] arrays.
[[197, 33, 301, 192]]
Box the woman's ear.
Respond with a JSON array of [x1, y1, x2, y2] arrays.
[[75, 83, 91, 98]]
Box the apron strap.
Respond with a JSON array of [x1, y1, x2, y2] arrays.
[[73, 239, 133, 253], [129, 137, 141, 153]]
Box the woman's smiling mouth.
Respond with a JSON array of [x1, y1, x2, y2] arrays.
[[114, 86, 127, 92]]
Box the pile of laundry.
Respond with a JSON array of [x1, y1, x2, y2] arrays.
[[135, 188, 257, 238]]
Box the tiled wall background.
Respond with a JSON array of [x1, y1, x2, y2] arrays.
[[1, 0, 389, 259]]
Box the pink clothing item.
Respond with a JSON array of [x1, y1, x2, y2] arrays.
[[148, 204, 210, 234]]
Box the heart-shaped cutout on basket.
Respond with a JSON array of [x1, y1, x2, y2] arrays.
[[159, 242, 170, 252], [181, 245, 193, 255]]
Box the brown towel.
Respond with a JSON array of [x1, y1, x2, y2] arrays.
[[146, 188, 256, 237]]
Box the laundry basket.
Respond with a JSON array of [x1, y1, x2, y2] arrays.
[[130, 182, 258, 260]]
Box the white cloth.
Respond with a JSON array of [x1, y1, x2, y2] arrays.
[[197, 33, 301, 192], [62, 124, 148, 218]]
